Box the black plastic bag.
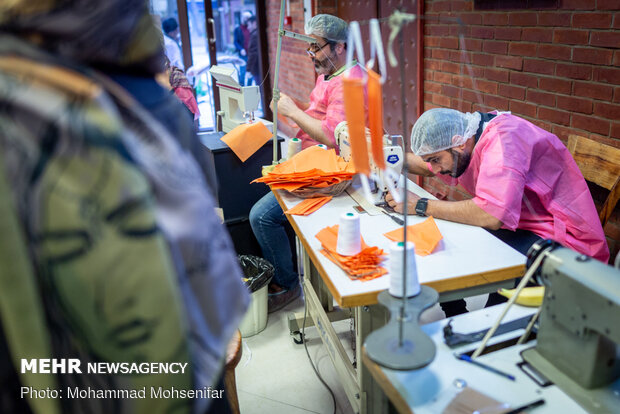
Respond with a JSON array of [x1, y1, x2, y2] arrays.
[[238, 255, 274, 293]]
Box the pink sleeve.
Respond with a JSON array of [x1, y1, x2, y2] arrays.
[[321, 80, 346, 148], [174, 87, 200, 119], [471, 142, 526, 230]]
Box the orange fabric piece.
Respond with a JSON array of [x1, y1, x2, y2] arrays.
[[251, 146, 355, 190], [220, 122, 273, 162], [367, 69, 385, 170], [383, 216, 444, 256], [285, 196, 332, 216], [343, 77, 370, 175], [315, 225, 386, 281]]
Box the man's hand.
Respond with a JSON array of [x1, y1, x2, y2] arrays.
[[271, 93, 301, 118], [386, 191, 420, 215], [240, 49, 247, 57]]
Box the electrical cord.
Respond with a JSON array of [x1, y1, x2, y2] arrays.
[[300, 279, 338, 414]]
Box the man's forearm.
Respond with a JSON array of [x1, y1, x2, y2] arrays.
[[289, 110, 335, 148], [425, 199, 503, 229], [406, 153, 434, 177]]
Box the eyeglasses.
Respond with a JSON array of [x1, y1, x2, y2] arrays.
[[306, 42, 331, 58]]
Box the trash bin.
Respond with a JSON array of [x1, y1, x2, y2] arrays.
[[238, 255, 274, 337]]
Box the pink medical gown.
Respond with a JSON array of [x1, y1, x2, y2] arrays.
[[434, 113, 609, 262], [297, 64, 365, 150]]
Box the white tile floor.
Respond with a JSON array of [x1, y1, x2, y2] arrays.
[[236, 287, 489, 414]]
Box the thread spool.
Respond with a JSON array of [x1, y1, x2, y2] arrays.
[[317, 144, 328, 150], [336, 212, 361, 256], [388, 241, 420, 298], [287, 138, 302, 159]]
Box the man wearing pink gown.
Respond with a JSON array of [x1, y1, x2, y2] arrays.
[[387, 108, 609, 315]]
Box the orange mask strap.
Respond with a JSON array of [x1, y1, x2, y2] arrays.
[[343, 77, 370, 176], [367, 69, 385, 170]]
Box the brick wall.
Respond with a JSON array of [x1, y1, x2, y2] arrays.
[[422, 0, 620, 260]]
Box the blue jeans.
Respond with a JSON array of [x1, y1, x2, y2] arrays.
[[249, 192, 297, 290]]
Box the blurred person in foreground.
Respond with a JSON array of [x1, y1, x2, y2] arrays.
[[249, 14, 365, 313], [0, 2, 249, 414], [386, 108, 609, 316]]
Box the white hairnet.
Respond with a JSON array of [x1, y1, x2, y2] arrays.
[[305, 14, 348, 43], [411, 108, 481, 156]]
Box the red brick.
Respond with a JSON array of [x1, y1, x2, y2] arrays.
[[442, 84, 461, 99], [463, 89, 483, 103], [594, 67, 620, 83], [484, 95, 509, 110], [496, 27, 521, 41], [426, 59, 441, 71], [496, 55, 523, 70], [538, 44, 572, 60], [522, 28, 553, 43], [442, 37, 461, 49], [565, 0, 598, 9], [510, 72, 538, 88], [429, 25, 451, 36], [451, 50, 475, 64], [508, 13, 538, 27], [539, 78, 572, 94], [461, 38, 482, 52], [434, 72, 452, 84], [554, 29, 589, 45], [472, 103, 493, 113], [531, 119, 553, 133], [557, 96, 593, 114], [611, 122, 620, 139], [499, 84, 526, 100], [615, 87, 620, 104], [426, 36, 441, 47], [539, 13, 571, 27], [594, 102, 620, 120], [472, 53, 494, 66], [614, 51, 620, 66], [615, 14, 620, 29], [451, 98, 473, 112], [552, 125, 577, 142], [453, 75, 474, 89], [510, 101, 537, 118], [441, 61, 461, 74], [432, 48, 450, 60], [471, 27, 495, 39], [527, 90, 556, 107], [539, 107, 571, 126], [432, 94, 451, 107], [574, 47, 614, 65], [524, 58, 554, 75], [476, 79, 499, 94], [485, 68, 510, 83], [464, 66, 484, 78], [483, 13, 509, 26], [572, 13, 613, 29], [556, 63, 592, 80], [573, 81, 614, 101], [598, 0, 620, 10], [572, 114, 611, 135], [508, 42, 537, 57], [430, 1, 451, 12], [451, 1, 473, 12], [483, 40, 508, 54], [424, 71, 433, 81], [461, 14, 483, 25], [590, 32, 620, 48], [425, 81, 442, 93]]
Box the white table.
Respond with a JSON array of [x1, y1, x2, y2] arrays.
[[362, 304, 587, 414], [274, 180, 526, 414]]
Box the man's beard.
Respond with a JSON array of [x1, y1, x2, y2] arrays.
[[441, 149, 471, 178], [312, 51, 336, 76]]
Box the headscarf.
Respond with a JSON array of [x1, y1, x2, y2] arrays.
[[0, 0, 164, 75]]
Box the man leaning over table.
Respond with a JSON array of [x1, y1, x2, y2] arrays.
[[250, 14, 365, 313], [386, 108, 609, 316]]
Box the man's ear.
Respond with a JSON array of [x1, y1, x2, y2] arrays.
[[335, 42, 346, 55], [451, 135, 466, 149]]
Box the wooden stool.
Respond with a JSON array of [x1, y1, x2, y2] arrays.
[[224, 330, 242, 414]]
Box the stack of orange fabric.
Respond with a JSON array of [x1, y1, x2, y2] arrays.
[[252, 146, 355, 191], [383, 216, 444, 256], [315, 225, 387, 281], [285, 196, 332, 216]]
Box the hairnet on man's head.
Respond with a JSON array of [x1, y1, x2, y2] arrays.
[[162, 17, 178, 34], [305, 14, 348, 43], [411, 108, 481, 156]]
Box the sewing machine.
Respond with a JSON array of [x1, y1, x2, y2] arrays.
[[334, 121, 404, 193], [209, 65, 273, 133], [521, 241, 620, 412]]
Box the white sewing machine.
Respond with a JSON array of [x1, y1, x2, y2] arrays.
[[209, 65, 273, 133], [334, 121, 404, 193]]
